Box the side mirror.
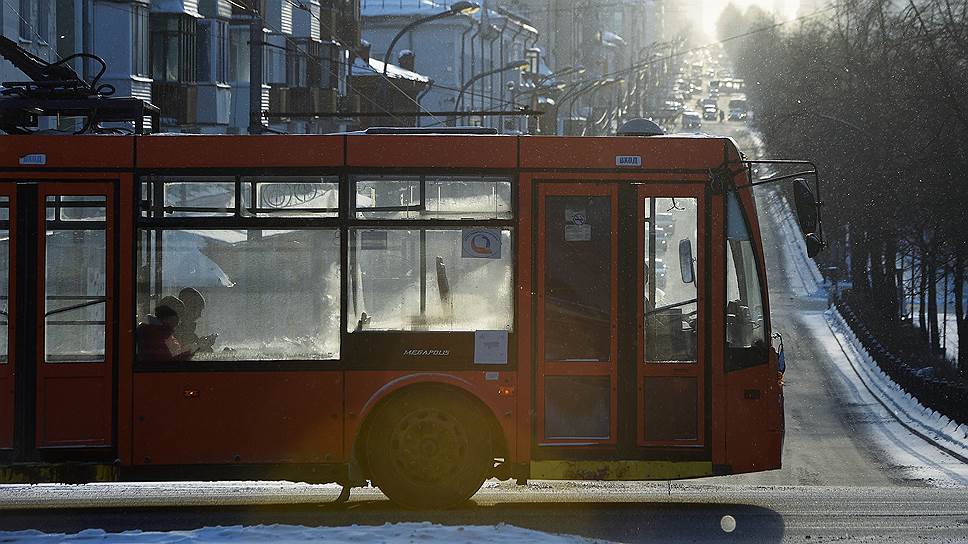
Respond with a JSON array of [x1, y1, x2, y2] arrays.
[[793, 178, 825, 258], [793, 178, 818, 236], [678, 239, 695, 284]]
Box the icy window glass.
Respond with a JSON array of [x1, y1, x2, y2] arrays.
[[163, 180, 237, 217], [241, 177, 339, 217], [136, 228, 341, 362], [347, 228, 513, 332], [144, 177, 338, 218], [0, 197, 9, 362], [44, 208, 107, 363], [354, 175, 512, 220]]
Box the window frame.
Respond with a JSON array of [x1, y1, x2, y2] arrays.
[[149, 13, 198, 84], [133, 168, 518, 372], [723, 189, 770, 372], [135, 172, 342, 371]]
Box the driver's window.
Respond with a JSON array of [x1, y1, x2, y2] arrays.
[[643, 197, 698, 362], [725, 192, 766, 352]]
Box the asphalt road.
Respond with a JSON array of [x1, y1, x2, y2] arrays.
[[2, 124, 967, 542]]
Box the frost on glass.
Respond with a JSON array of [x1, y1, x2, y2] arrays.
[[348, 229, 513, 332], [644, 197, 698, 362], [146, 177, 339, 218], [45, 229, 106, 363], [47, 195, 107, 222], [354, 175, 512, 220], [137, 229, 341, 361], [0, 196, 7, 363], [162, 180, 237, 217], [241, 178, 339, 217]]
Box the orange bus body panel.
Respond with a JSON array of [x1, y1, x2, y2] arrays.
[[345, 135, 517, 169], [520, 135, 730, 170], [0, 136, 134, 169], [136, 135, 344, 169], [132, 371, 344, 465]]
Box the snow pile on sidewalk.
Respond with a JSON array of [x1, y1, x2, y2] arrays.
[[758, 187, 825, 297], [826, 309, 968, 460], [0, 522, 608, 543]]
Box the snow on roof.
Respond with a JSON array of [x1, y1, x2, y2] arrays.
[[361, 0, 536, 34], [361, 0, 453, 17], [352, 57, 431, 83]]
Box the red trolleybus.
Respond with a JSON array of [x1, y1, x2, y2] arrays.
[[0, 128, 823, 508]]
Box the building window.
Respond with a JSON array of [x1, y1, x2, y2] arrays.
[[197, 20, 229, 84], [151, 14, 198, 83], [132, 5, 150, 77], [37, 1, 49, 43], [19, 0, 32, 41]]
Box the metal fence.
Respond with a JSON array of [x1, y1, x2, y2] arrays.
[[837, 296, 968, 426]]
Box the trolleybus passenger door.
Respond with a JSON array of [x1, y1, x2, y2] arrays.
[[34, 183, 114, 448], [536, 184, 618, 445], [0, 186, 12, 450], [637, 187, 705, 447]]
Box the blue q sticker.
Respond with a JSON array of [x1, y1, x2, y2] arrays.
[[462, 228, 502, 259]]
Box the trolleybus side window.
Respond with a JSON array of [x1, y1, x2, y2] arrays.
[[44, 196, 108, 363], [725, 192, 767, 368], [135, 176, 341, 363], [349, 174, 513, 333], [0, 197, 9, 362], [643, 197, 699, 363], [543, 195, 612, 362]]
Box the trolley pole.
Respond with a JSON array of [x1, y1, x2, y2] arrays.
[[249, 15, 264, 135]]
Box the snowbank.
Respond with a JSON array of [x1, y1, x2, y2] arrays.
[[1, 522, 605, 543], [825, 309, 968, 460], [758, 187, 825, 297]]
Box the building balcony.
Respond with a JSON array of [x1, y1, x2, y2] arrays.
[[269, 86, 290, 117], [152, 81, 198, 127], [289, 87, 339, 115], [196, 82, 232, 126]]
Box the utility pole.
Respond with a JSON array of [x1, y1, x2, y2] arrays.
[[249, 7, 265, 135]]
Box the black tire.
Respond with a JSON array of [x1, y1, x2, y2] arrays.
[[364, 387, 492, 509]]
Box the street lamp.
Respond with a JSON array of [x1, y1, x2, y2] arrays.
[[383, 1, 481, 76], [454, 59, 530, 116]]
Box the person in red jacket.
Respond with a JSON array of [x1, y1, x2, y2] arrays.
[[136, 296, 195, 362]]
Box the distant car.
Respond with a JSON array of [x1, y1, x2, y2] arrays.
[[681, 112, 701, 130], [702, 105, 718, 120]]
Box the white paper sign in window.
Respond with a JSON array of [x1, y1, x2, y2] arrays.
[[474, 330, 508, 364]]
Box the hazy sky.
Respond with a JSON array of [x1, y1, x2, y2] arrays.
[[696, 0, 800, 37]]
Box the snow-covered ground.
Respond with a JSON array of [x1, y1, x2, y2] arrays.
[[0, 523, 606, 543]]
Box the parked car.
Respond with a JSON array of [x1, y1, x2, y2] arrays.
[[703, 105, 718, 120]]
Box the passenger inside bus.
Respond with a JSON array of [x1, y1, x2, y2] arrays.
[[136, 296, 199, 362], [174, 287, 217, 354]]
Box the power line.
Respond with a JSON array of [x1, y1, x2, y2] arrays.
[[2, 0, 60, 61]]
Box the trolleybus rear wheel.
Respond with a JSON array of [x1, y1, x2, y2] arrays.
[[365, 387, 491, 509]]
